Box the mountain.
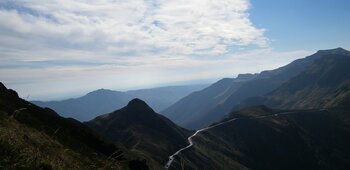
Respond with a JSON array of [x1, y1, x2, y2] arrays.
[[163, 48, 350, 129], [3, 47, 350, 169], [162, 74, 256, 129], [0, 82, 149, 170], [33, 89, 133, 122], [163, 48, 350, 169], [171, 106, 350, 170], [33, 84, 207, 121], [239, 52, 350, 110], [86, 99, 191, 170]]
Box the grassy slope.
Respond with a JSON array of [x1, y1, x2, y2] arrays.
[[0, 111, 125, 170]]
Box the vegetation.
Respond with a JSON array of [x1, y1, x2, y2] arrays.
[[170, 107, 350, 170], [0, 111, 123, 170], [0, 83, 148, 170]]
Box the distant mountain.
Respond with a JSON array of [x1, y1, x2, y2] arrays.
[[33, 89, 133, 122], [163, 48, 350, 129], [0, 82, 149, 170], [86, 99, 191, 170], [173, 106, 350, 170], [239, 52, 350, 110], [33, 84, 207, 121], [162, 74, 256, 129]]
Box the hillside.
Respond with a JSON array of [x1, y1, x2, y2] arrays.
[[163, 74, 256, 129], [239, 53, 350, 110], [164, 49, 350, 169], [86, 99, 192, 170], [0, 82, 148, 170], [167, 106, 350, 170]]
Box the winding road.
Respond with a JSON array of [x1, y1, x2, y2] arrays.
[[164, 111, 298, 169]]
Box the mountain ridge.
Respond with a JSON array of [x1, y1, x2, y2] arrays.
[[237, 53, 350, 110]]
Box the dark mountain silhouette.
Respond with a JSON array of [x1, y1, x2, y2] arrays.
[[164, 48, 350, 129], [239, 52, 350, 110], [0, 82, 149, 170], [173, 106, 350, 170], [33, 84, 207, 121], [86, 99, 191, 170]]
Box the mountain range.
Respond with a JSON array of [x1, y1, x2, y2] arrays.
[[161, 48, 350, 169], [32, 84, 207, 121], [163, 47, 350, 129], [2, 48, 350, 170]]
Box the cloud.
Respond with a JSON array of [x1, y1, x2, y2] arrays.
[[0, 0, 266, 57], [1, 0, 298, 100]]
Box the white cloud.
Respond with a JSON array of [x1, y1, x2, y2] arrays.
[[0, 0, 266, 57], [1, 0, 308, 100]]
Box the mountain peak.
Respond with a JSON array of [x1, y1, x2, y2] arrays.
[[126, 98, 155, 114], [127, 98, 150, 109], [0, 82, 6, 92], [236, 73, 258, 81], [315, 47, 350, 56], [87, 88, 116, 95]]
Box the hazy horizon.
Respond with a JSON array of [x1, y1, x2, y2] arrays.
[[29, 79, 215, 101]]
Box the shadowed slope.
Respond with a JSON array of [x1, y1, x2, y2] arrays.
[[170, 106, 350, 170]]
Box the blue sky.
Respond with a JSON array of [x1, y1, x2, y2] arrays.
[[250, 0, 350, 51], [0, 0, 349, 100]]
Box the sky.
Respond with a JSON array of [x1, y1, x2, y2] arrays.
[[0, 0, 349, 100]]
